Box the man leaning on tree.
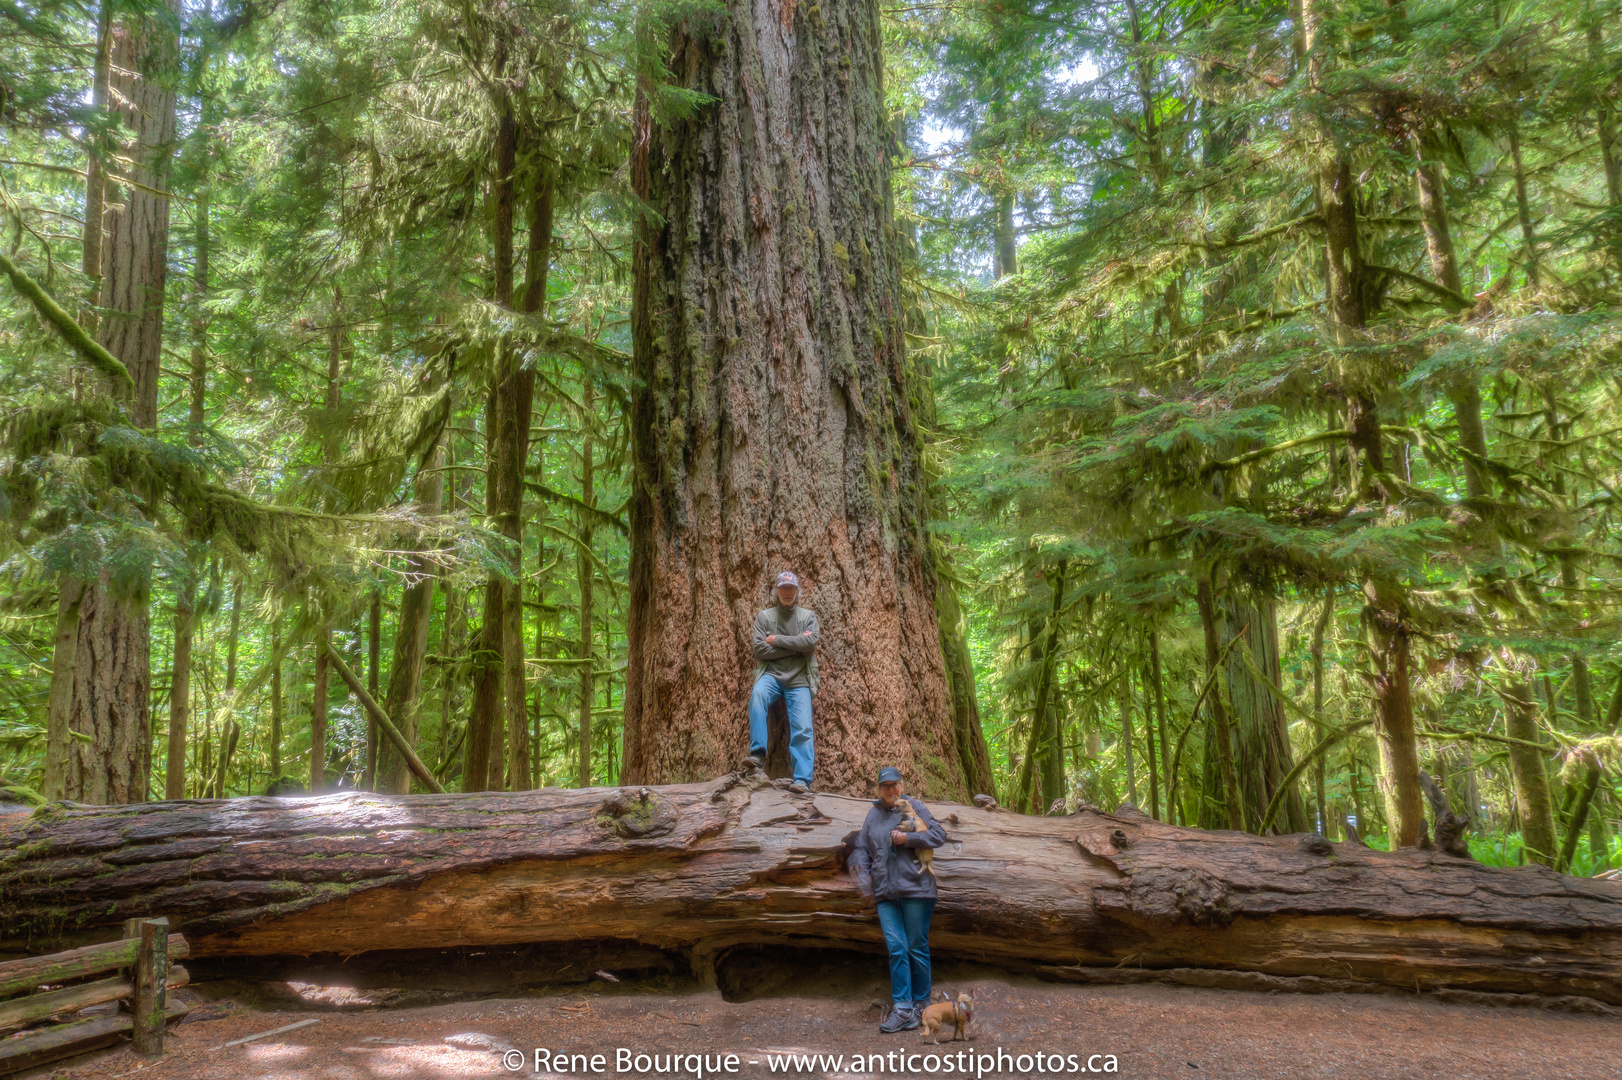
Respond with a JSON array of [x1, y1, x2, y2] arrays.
[[743, 571, 820, 793]]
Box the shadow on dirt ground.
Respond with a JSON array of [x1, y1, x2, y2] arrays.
[[17, 953, 1622, 1080]]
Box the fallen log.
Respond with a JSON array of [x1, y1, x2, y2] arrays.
[[2, 773, 1620, 1004]]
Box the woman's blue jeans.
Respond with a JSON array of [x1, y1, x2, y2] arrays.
[[875, 897, 936, 1007]]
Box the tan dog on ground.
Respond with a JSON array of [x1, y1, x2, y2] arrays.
[[918, 990, 973, 1043]]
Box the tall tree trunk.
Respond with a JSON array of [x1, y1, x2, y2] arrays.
[[1141, 660, 1159, 821], [1120, 671, 1137, 809], [166, 168, 212, 803], [209, 578, 241, 798], [380, 448, 445, 794], [1451, 380, 1491, 500], [624, 0, 966, 796], [79, 2, 112, 329], [269, 616, 283, 780], [1195, 569, 1244, 830], [1223, 593, 1307, 834], [364, 590, 381, 790], [1504, 677, 1559, 867], [993, 194, 1017, 279], [504, 179, 553, 792], [935, 573, 995, 798], [1307, 0, 1422, 846], [62, 1, 182, 805], [1507, 126, 1539, 286], [310, 629, 328, 794], [465, 94, 525, 792], [41, 576, 89, 801], [577, 385, 596, 788], [1032, 562, 1067, 812], [1413, 149, 1461, 298], [1363, 583, 1423, 847], [165, 578, 194, 801], [1310, 586, 1333, 836], [1559, 671, 1622, 872], [1149, 630, 1171, 823], [1588, 9, 1622, 209]]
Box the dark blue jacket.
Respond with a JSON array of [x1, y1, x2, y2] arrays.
[[849, 796, 947, 904]]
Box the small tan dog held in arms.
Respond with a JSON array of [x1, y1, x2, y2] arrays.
[[918, 990, 973, 1043], [900, 801, 935, 878]]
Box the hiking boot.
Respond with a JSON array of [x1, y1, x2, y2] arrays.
[[788, 780, 810, 794], [879, 1006, 917, 1034]]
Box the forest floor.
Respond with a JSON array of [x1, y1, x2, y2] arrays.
[[25, 959, 1622, 1080]]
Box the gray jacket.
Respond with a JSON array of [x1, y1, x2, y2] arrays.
[[848, 796, 947, 904], [752, 604, 820, 694]]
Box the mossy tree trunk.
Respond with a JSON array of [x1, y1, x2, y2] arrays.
[[1504, 676, 1560, 867], [623, 0, 970, 798], [1304, 0, 1423, 848], [380, 446, 444, 793], [60, 1, 181, 805], [1223, 592, 1307, 834]]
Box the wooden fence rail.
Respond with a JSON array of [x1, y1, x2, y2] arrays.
[[0, 918, 189, 1074]]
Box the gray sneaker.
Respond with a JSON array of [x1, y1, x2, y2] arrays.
[[788, 780, 810, 794], [879, 1005, 916, 1034]]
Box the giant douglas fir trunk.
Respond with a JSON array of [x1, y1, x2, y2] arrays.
[[623, 0, 967, 797], [62, 2, 182, 805]]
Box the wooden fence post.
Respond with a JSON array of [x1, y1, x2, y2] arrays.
[[130, 917, 168, 1055]]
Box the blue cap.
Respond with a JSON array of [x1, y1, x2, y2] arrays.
[[877, 766, 903, 784], [774, 571, 800, 590]]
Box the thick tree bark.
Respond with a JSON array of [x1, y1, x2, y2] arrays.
[[624, 0, 966, 797], [60, 3, 182, 806], [4, 775, 1621, 1006]]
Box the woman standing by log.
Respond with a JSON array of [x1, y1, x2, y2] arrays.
[[849, 765, 948, 1033]]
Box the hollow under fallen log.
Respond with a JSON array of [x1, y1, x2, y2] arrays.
[[2, 773, 1619, 1004]]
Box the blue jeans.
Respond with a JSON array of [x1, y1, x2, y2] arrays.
[[875, 897, 936, 1007], [747, 674, 814, 785]]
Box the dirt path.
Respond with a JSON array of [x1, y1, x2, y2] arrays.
[[30, 966, 1622, 1080]]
